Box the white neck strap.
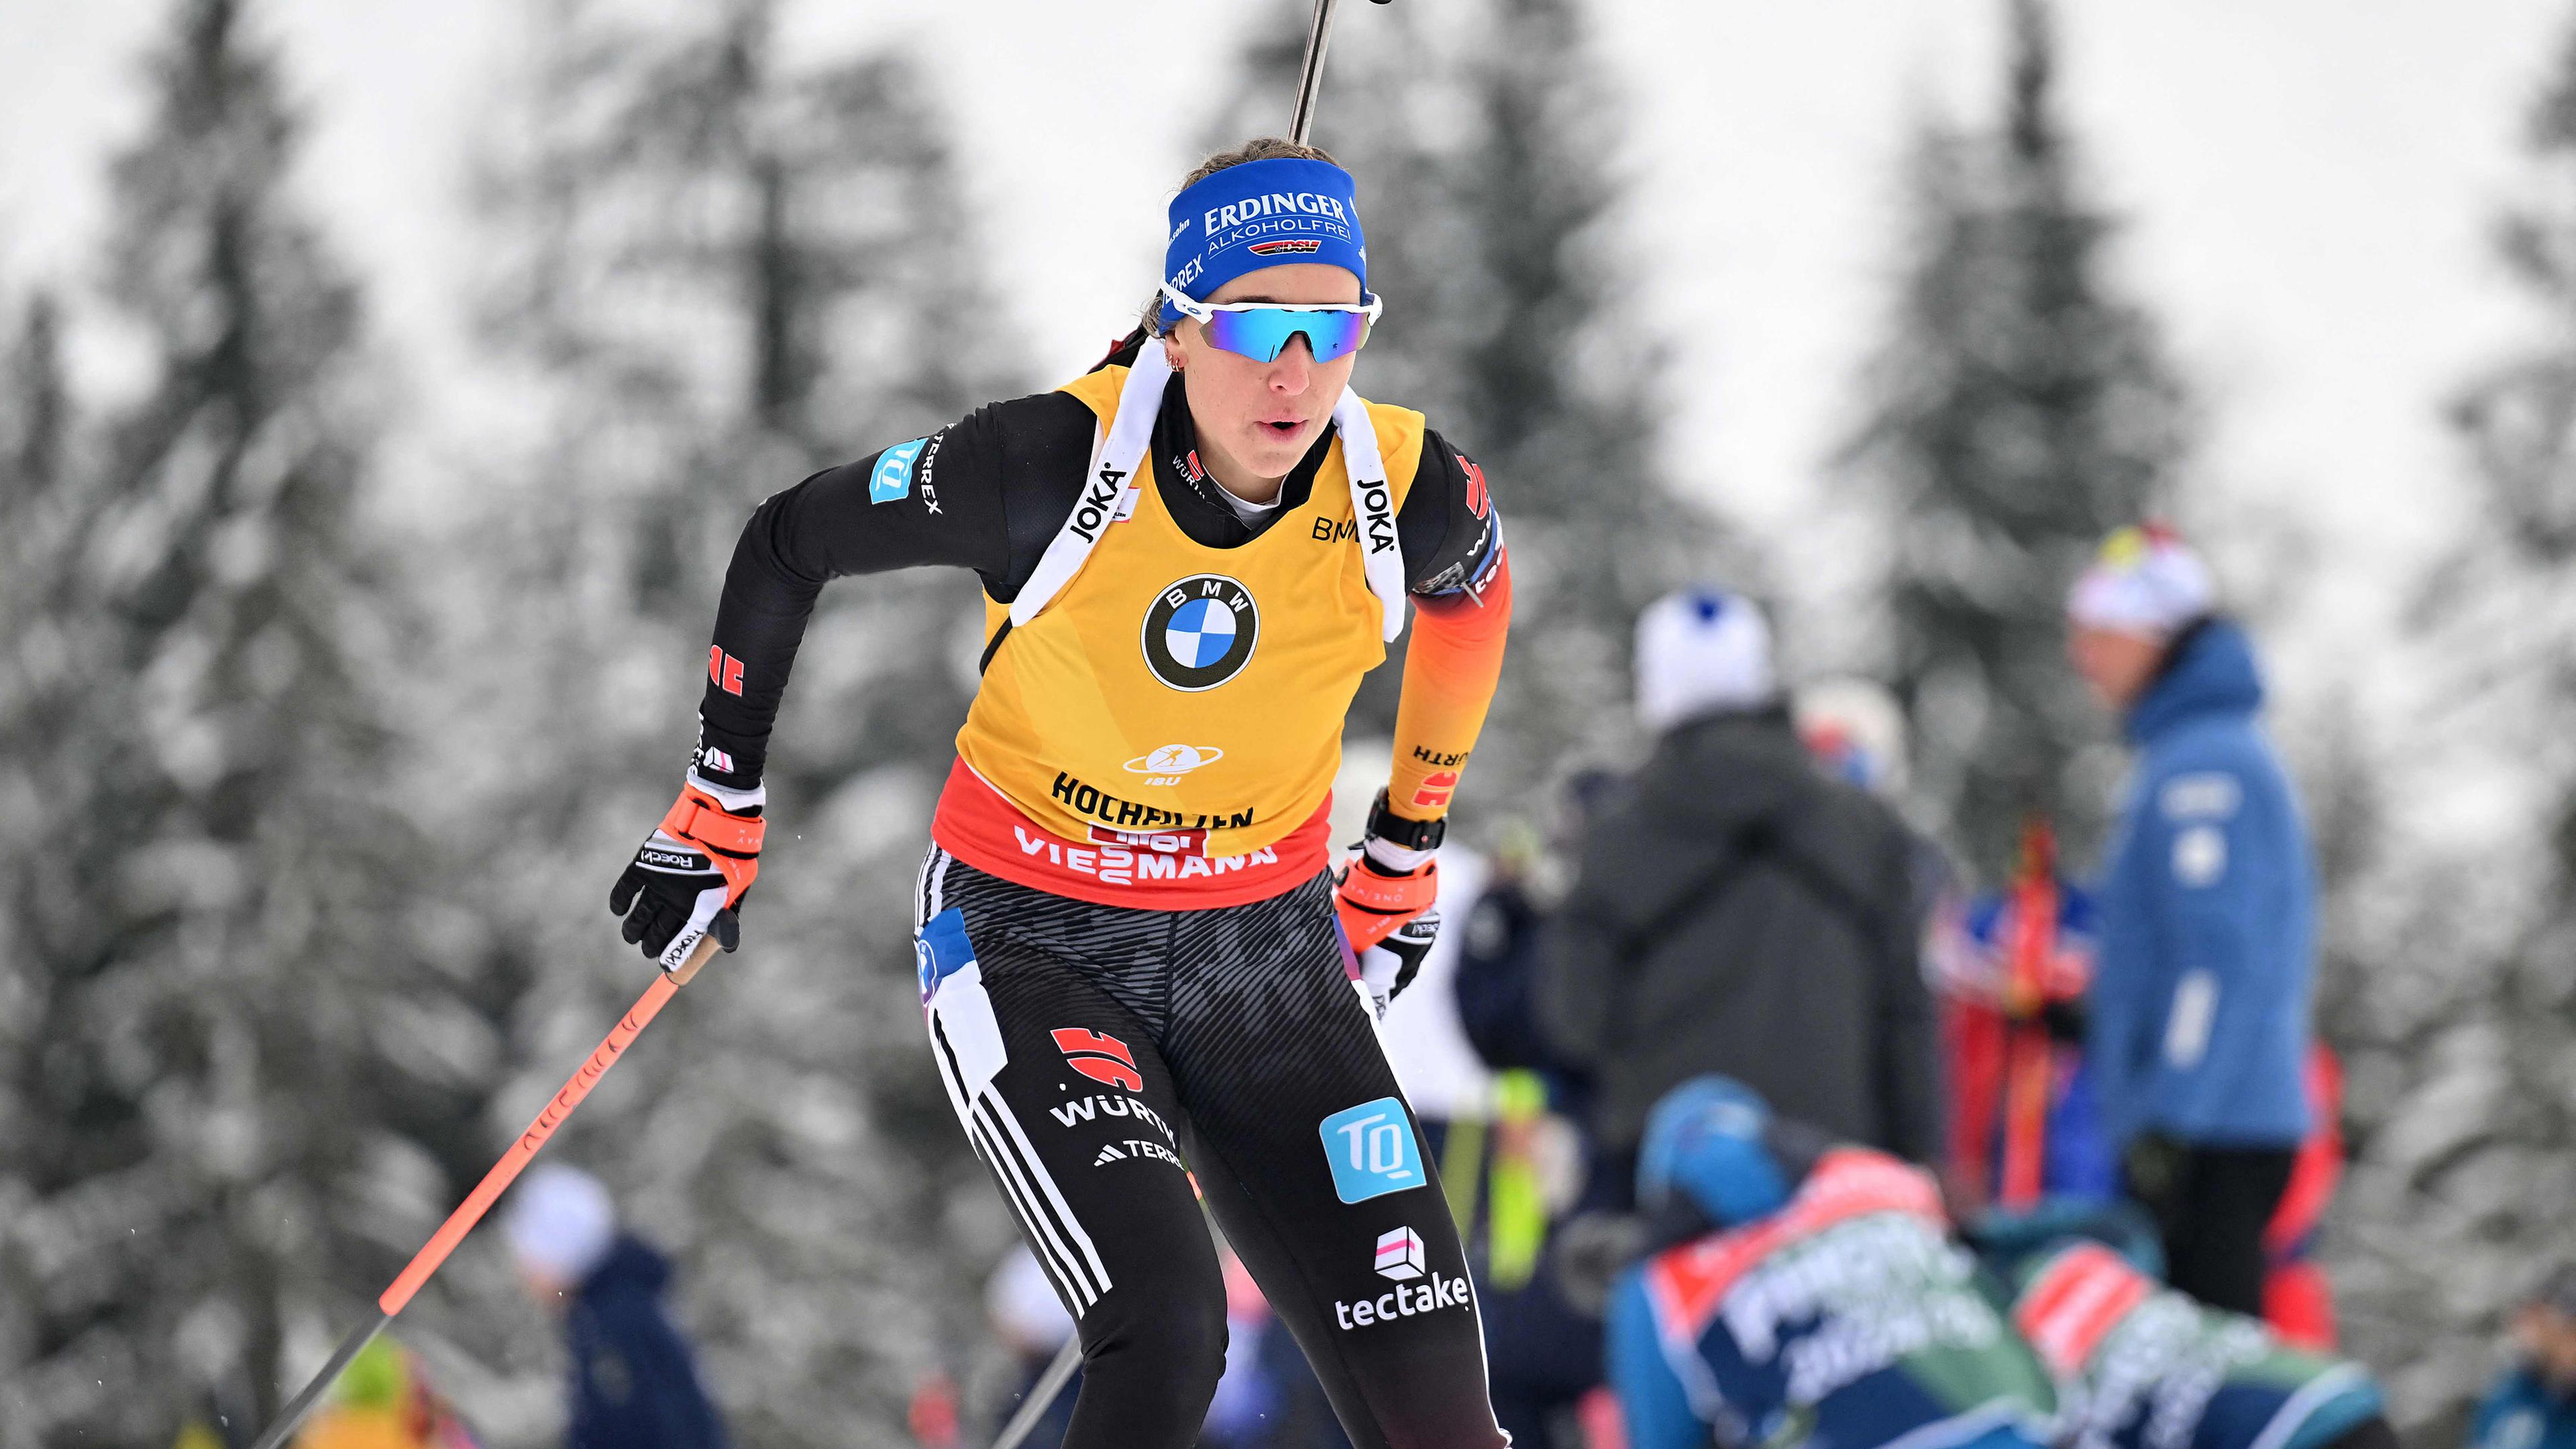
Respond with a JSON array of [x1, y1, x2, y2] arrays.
[[1010, 350, 1410, 643]]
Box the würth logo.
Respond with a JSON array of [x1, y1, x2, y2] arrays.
[[707, 645, 745, 696], [1051, 1028, 1143, 1092]]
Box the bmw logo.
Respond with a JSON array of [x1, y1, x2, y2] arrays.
[[1142, 574, 1259, 691]]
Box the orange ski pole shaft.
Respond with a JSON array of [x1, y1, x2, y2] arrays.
[[248, 936, 720, 1449]]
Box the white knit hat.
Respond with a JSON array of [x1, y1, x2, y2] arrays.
[[502, 1164, 617, 1283], [2067, 523, 2214, 637], [1634, 588, 1777, 733]]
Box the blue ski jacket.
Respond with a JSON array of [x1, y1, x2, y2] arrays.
[[566, 1236, 727, 1449], [2473, 1366, 2576, 1449], [2088, 620, 2313, 1151]]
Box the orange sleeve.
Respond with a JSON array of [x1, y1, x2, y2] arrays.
[[1387, 550, 1514, 822]]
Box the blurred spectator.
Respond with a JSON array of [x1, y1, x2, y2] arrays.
[[1448, 788, 1628, 1448], [1794, 676, 1911, 799], [1455, 773, 1621, 1091], [1794, 674, 1951, 935], [1927, 838, 2117, 1213], [286, 1337, 481, 1449], [2261, 1047, 2346, 1350], [984, 1245, 1078, 1448], [1598, 1076, 2055, 1449], [1990, 1216, 2392, 1449], [984, 1240, 1348, 1449], [502, 1165, 726, 1449], [2471, 1267, 2576, 1449], [2066, 525, 2317, 1318], [1201, 1247, 1348, 1449], [1536, 588, 1943, 1197]]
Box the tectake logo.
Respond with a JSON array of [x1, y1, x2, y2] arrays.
[[1375, 1226, 1425, 1281], [1051, 1028, 1144, 1092], [1336, 1227, 1468, 1331]]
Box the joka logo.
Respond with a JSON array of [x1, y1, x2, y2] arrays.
[[1336, 1227, 1469, 1331], [1142, 574, 1259, 692], [1354, 477, 1397, 555], [1069, 467, 1130, 543], [1318, 1097, 1424, 1203], [1051, 1028, 1144, 1092], [1247, 237, 1324, 256]]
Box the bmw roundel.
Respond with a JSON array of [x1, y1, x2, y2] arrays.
[[1142, 574, 1260, 691]]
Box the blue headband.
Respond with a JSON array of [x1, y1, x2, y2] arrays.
[[1160, 156, 1369, 329]]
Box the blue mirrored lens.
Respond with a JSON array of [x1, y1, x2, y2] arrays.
[[1204, 309, 1371, 364]]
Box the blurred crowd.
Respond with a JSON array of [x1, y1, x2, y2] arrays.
[[900, 520, 2563, 1449], [248, 517, 2575, 1449]]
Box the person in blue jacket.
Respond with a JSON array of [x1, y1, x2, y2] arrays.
[[2064, 524, 2315, 1318], [2472, 1265, 2576, 1449], [504, 1165, 728, 1449]]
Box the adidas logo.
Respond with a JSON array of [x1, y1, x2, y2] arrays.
[[1089, 1138, 1183, 1170]]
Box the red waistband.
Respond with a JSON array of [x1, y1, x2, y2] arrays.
[[931, 759, 1333, 909]]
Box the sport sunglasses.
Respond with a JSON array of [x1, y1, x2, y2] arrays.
[[1161, 284, 1383, 364]]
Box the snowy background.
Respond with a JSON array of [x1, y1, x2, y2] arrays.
[[2, 0, 2572, 1444]]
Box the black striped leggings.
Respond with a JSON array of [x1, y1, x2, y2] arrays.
[[913, 847, 1509, 1449]]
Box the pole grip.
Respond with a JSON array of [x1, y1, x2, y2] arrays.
[[670, 930, 722, 986]]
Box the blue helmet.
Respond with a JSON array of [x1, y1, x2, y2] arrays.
[[1637, 1075, 1792, 1228]]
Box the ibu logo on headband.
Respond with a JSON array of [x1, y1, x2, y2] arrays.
[[1161, 156, 1370, 328]]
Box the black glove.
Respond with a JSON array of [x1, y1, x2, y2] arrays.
[[610, 775, 764, 971], [1356, 906, 1440, 1018]]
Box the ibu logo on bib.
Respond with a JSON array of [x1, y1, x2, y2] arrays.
[[1142, 574, 1260, 691], [1319, 1096, 1424, 1203]]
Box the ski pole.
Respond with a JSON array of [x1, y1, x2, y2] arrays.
[[1286, 0, 1392, 148], [246, 934, 724, 1449], [989, 1336, 1083, 1449]]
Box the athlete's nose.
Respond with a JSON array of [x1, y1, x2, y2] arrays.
[[1267, 335, 1316, 394]]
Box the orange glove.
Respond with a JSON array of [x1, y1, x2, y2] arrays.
[[610, 775, 765, 971], [1334, 788, 1444, 954]]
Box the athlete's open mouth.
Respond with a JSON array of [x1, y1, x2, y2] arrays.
[[1261, 418, 1307, 437]]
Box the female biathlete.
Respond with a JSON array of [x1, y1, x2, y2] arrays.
[[607, 139, 1514, 1447]]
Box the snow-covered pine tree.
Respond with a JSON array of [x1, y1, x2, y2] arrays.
[[1836, 0, 2190, 882], [2321, 15, 2576, 1434], [445, 1, 1025, 1440], [1211, 0, 1729, 811], [0, 0, 472, 1439]]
